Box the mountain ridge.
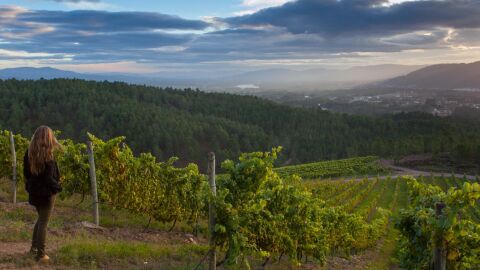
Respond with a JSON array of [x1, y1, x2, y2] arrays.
[[383, 61, 480, 89], [0, 65, 423, 91]]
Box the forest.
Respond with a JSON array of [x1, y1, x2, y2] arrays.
[[1, 78, 479, 169]]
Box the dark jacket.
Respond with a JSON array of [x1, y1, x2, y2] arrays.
[[24, 151, 62, 206]]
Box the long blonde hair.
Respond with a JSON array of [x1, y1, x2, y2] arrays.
[[28, 126, 60, 175]]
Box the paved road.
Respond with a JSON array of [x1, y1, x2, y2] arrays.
[[338, 164, 478, 182], [387, 164, 477, 181]]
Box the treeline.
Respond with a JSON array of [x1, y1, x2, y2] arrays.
[[1, 78, 479, 169]]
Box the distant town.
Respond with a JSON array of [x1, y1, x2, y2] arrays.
[[257, 88, 480, 117]]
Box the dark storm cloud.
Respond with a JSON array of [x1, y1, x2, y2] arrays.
[[1, 29, 193, 58], [38, 32, 191, 52], [17, 9, 210, 31], [225, 0, 480, 37], [189, 28, 397, 59]]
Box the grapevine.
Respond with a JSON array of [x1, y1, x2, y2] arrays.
[[395, 177, 480, 269], [2, 129, 478, 268]]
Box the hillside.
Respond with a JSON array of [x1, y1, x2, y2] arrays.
[[1, 79, 480, 169], [384, 61, 480, 89]]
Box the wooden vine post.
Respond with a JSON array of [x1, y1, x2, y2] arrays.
[[433, 202, 446, 270], [87, 141, 100, 226], [208, 152, 216, 270], [9, 132, 17, 204]]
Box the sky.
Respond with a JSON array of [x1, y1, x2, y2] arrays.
[[1, 0, 480, 75]]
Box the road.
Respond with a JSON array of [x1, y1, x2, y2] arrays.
[[338, 162, 478, 182]]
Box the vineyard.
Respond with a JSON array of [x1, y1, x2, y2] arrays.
[[0, 130, 479, 269], [274, 156, 388, 179]]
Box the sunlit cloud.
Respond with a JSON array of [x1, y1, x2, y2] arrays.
[[234, 0, 291, 16], [148, 46, 188, 53], [0, 48, 71, 59], [0, 5, 27, 18], [443, 28, 456, 43], [63, 1, 115, 10]]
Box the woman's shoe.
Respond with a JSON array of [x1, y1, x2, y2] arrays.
[[36, 254, 50, 263]]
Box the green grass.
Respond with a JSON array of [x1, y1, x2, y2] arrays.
[[54, 194, 208, 234], [372, 178, 396, 219], [365, 178, 400, 269], [0, 196, 35, 242], [0, 220, 31, 242], [396, 177, 409, 209], [343, 179, 378, 212], [354, 179, 386, 213], [56, 239, 209, 268], [325, 180, 367, 205]]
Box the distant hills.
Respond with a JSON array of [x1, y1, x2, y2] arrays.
[[0, 67, 160, 85], [0, 67, 207, 89], [383, 61, 480, 90], [0, 67, 82, 79], [4, 62, 478, 91], [0, 65, 423, 91]]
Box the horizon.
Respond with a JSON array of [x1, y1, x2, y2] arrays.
[[1, 0, 480, 75]]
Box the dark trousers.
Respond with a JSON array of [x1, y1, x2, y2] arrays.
[[31, 195, 56, 258]]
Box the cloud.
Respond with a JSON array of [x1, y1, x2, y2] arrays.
[[242, 0, 290, 7], [234, 0, 292, 15], [0, 6, 55, 40], [0, 6, 208, 65], [40, 0, 114, 10], [0, 5, 27, 18], [1, 1, 480, 73], [226, 0, 480, 37], [381, 29, 452, 46], [0, 48, 70, 60], [184, 24, 449, 62], [63, 2, 115, 10], [36, 31, 193, 52], [17, 10, 210, 31]]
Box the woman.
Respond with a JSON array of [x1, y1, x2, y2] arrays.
[[23, 126, 62, 263]]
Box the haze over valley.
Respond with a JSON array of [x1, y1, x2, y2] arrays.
[[0, 63, 423, 91]]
